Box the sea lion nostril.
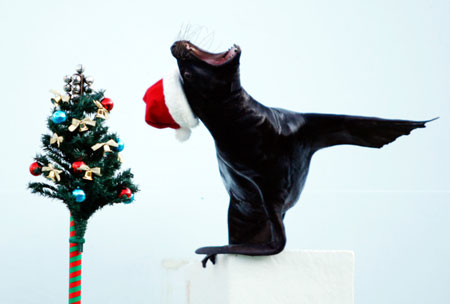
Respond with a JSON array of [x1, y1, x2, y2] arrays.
[[171, 41, 192, 59]]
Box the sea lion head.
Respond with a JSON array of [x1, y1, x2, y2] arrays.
[[171, 40, 242, 107]]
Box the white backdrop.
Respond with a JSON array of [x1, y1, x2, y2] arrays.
[[0, 0, 449, 303]]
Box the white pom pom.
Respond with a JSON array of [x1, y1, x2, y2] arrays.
[[175, 127, 192, 142]]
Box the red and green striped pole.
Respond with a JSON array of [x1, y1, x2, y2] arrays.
[[69, 216, 82, 304]]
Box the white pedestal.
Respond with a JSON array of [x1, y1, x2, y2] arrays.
[[162, 250, 354, 304]]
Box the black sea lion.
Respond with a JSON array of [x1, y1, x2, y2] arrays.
[[169, 40, 435, 267]]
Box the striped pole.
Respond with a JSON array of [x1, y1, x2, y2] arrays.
[[69, 215, 82, 304]]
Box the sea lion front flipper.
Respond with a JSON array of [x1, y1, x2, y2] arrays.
[[301, 113, 437, 152]]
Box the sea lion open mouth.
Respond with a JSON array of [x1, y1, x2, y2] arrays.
[[171, 40, 241, 66]]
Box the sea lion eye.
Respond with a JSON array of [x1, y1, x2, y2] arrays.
[[183, 71, 192, 80]]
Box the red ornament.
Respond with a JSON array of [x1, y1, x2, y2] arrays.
[[101, 98, 114, 111], [119, 188, 132, 199], [72, 161, 86, 173], [29, 162, 42, 176]]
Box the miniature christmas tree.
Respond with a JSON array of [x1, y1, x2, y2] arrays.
[[28, 64, 138, 303]]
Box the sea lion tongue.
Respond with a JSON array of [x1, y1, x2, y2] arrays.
[[171, 40, 241, 66]]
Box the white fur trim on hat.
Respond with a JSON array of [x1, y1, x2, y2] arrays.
[[163, 69, 199, 136], [175, 127, 192, 142]]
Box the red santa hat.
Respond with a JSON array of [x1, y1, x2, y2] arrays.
[[143, 69, 199, 142]]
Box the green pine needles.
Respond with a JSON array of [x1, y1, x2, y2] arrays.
[[28, 65, 138, 251]]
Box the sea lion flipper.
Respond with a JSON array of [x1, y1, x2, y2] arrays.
[[201, 254, 217, 268], [302, 113, 436, 152]]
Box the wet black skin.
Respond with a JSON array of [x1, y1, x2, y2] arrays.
[[171, 40, 435, 267]]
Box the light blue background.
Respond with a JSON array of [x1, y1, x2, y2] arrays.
[[0, 0, 448, 303]]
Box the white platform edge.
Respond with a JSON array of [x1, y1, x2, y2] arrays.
[[162, 250, 354, 304]]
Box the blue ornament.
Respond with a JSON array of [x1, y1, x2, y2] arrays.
[[116, 138, 125, 152], [52, 111, 67, 124], [123, 193, 134, 204], [72, 188, 86, 203]]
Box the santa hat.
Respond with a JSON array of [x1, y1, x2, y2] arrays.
[[143, 69, 199, 142]]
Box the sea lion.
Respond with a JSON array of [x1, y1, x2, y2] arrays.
[[169, 40, 435, 267]]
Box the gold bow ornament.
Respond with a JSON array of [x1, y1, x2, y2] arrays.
[[68, 117, 96, 132], [79, 164, 101, 181], [93, 100, 110, 120], [50, 133, 64, 147], [42, 163, 63, 182], [50, 89, 70, 105], [91, 139, 118, 154]]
